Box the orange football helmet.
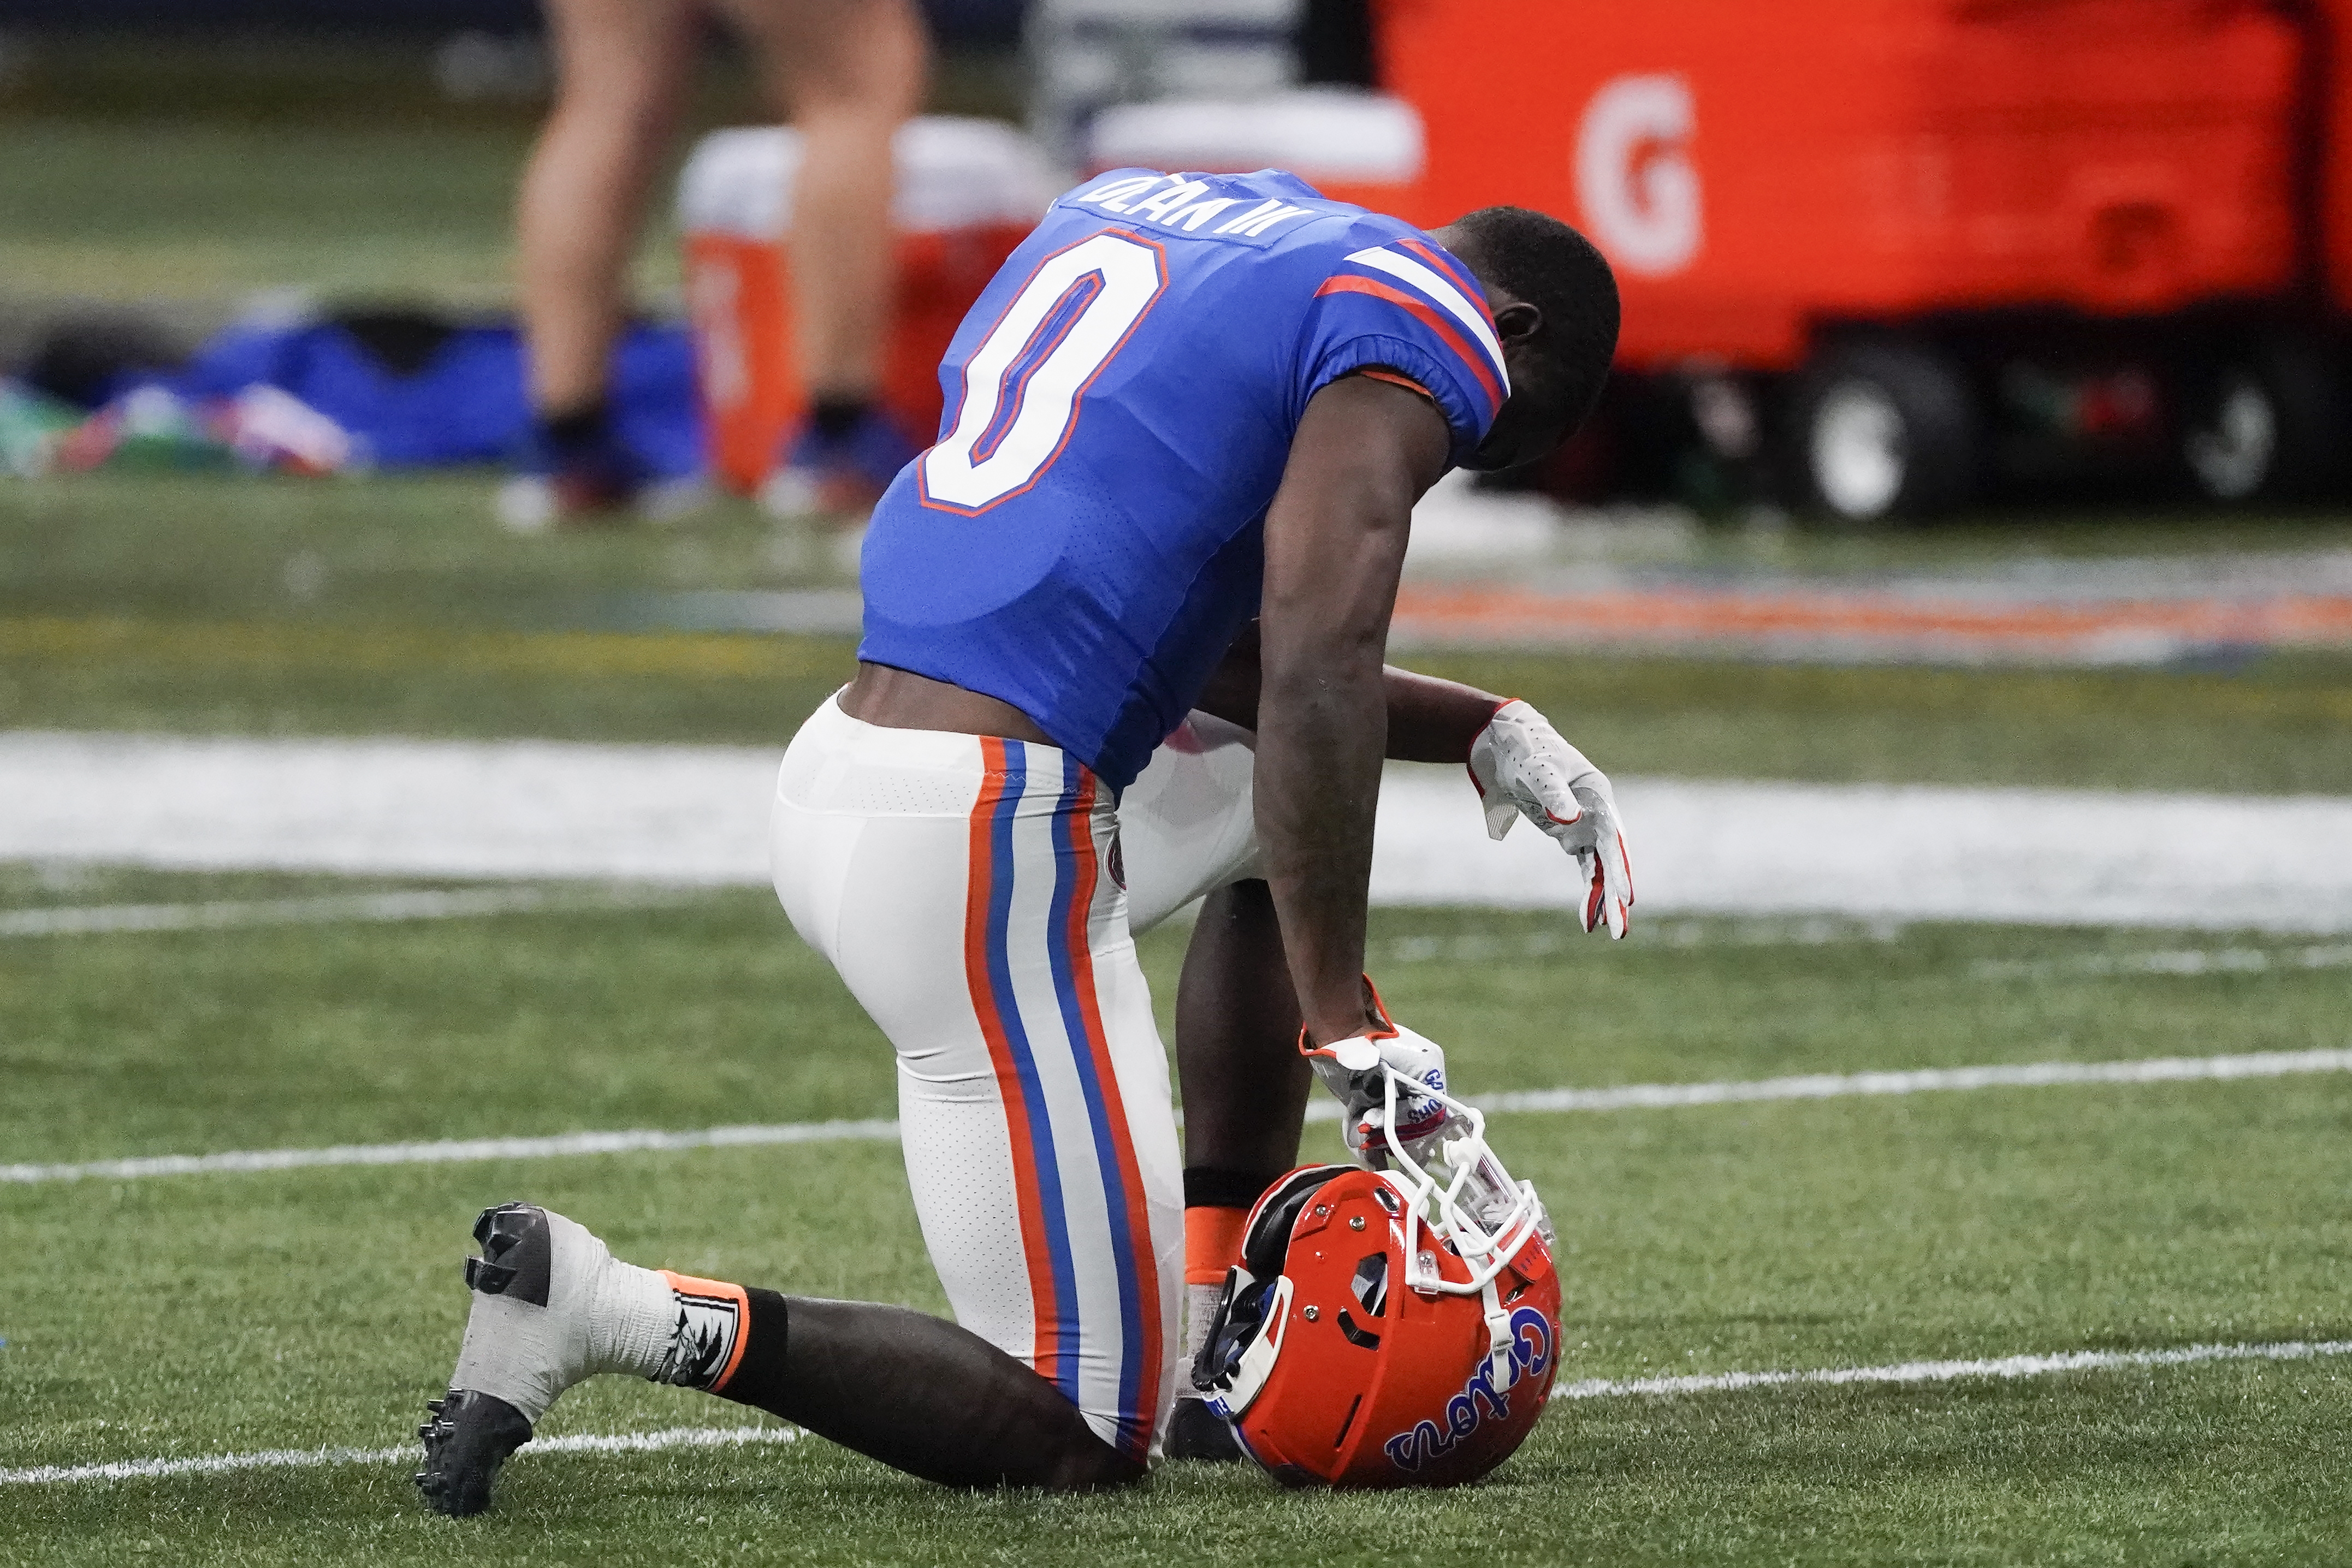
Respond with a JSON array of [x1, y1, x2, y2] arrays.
[[1192, 1070, 1562, 1488]]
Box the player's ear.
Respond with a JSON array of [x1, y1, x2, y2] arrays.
[[1492, 301, 1543, 348]]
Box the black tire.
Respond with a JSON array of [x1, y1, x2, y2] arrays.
[[2176, 336, 2350, 505], [1781, 339, 1980, 523]]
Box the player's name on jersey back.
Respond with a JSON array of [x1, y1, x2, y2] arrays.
[[1067, 171, 1328, 247]]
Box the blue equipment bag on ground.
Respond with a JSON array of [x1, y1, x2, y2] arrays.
[[167, 311, 703, 476]]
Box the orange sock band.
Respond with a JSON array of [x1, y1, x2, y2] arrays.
[[1184, 1205, 1251, 1286], [660, 1270, 752, 1394]]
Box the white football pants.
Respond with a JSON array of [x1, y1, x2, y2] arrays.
[[770, 694, 1259, 1460]]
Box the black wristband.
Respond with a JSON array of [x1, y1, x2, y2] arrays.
[[1183, 1166, 1289, 1211]]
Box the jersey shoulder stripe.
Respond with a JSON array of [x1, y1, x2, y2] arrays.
[[1312, 274, 1504, 412], [1335, 244, 1510, 391], [1394, 236, 1490, 313]]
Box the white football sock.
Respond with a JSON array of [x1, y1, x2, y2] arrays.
[[1176, 1281, 1224, 1395], [447, 1210, 680, 1422]]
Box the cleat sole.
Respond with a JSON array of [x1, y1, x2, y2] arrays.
[[1164, 1397, 1245, 1463], [414, 1388, 533, 1517]]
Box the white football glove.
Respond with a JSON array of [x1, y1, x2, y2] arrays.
[[1304, 1017, 1451, 1156], [1467, 698, 1634, 938]]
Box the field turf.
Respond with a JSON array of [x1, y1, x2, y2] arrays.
[[4, 875, 2351, 1564], [6, 471, 2352, 1561], [7, 473, 2352, 794]]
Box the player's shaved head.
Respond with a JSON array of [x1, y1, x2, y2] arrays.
[[1433, 206, 1620, 471]]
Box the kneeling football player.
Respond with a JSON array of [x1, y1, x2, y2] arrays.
[[417, 171, 1631, 1511]]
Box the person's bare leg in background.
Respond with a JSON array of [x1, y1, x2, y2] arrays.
[[725, 0, 926, 410], [508, 0, 928, 524], [728, 0, 930, 513], [518, 0, 697, 419]]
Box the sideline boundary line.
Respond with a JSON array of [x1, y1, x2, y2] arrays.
[[0, 1422, 803, 1487], [1553, 1337, 2352, 1399], [1472, 1046, 2352, 1116], [0, 887, 681, 939], [9, 1048, 2349, 1186], [8, 1339, 2346, 1487]]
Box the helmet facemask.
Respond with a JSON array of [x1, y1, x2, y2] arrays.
[[1358, 1065, 1556, 1374]]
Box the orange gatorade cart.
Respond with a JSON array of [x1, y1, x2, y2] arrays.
[[677, 117, 1055, 500], [1374, 0, 2352, 517]]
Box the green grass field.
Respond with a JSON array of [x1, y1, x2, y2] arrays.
[[7, 473, 2352, 793], [4, 880, 2351, 1564], [4, 471, 2352, 1558], [6, 474, 2352, 1561], [7, 89, 2352, 1554]]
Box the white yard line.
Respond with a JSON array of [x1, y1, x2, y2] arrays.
[[1472, 1046, 2352, 1115], [11, 897, 2345, 982], [0, 1422, 802, 1487], [1972, 942, 2352, 981], [1377, 915, 1911, 965], [1554, 1338, 2352, 1401], [11, 1047, 2348, 1187], [9, 732, 2352, 930], [0, 1117, 904, 1184], [8, 1339, 2344, 1487], [0, 886, 679, 939]]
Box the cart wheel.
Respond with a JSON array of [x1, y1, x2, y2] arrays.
[[1783, 340, 1978, 523], [2178, 337, 2349, 504]]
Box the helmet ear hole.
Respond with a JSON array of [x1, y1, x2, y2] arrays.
[[1349, 1252, 1389, 1318]]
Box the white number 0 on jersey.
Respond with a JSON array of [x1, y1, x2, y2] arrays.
[[920, 232, 1168, 513]]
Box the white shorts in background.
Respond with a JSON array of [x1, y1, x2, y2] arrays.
[[769, 697, 1260, 1459], [1118, 709, 1261, 934]]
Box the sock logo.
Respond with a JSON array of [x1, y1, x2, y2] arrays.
[[656, 1272, 751, 1393]]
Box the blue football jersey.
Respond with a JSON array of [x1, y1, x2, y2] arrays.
[[857, 168, 1507, 790]]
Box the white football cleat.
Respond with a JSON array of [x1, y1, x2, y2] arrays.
[[416, 1202, 685, 1516]]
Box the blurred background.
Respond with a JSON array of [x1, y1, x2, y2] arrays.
[[10, 0, 2352, 521], [7, 13, 2351, 1550], [3, 0, 2350, 775]]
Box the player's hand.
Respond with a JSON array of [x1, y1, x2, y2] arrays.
[[1302, 1013, 1450, 1155], [1467, 698, 1634, 938]]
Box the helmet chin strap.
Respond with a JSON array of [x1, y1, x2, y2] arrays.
[[1481, 1275, 1514, 1381]]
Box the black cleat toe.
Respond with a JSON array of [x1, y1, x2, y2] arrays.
[[1163, 1397, 1244, 1463], [414, 1388, 534, 1517], [464, 1204, 552, 1305]]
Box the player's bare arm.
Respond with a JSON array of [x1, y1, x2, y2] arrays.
[[1253, 372, 1453, 1046], [1196, 622, 1634, 939], [1194, 619, 1507, 763]]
